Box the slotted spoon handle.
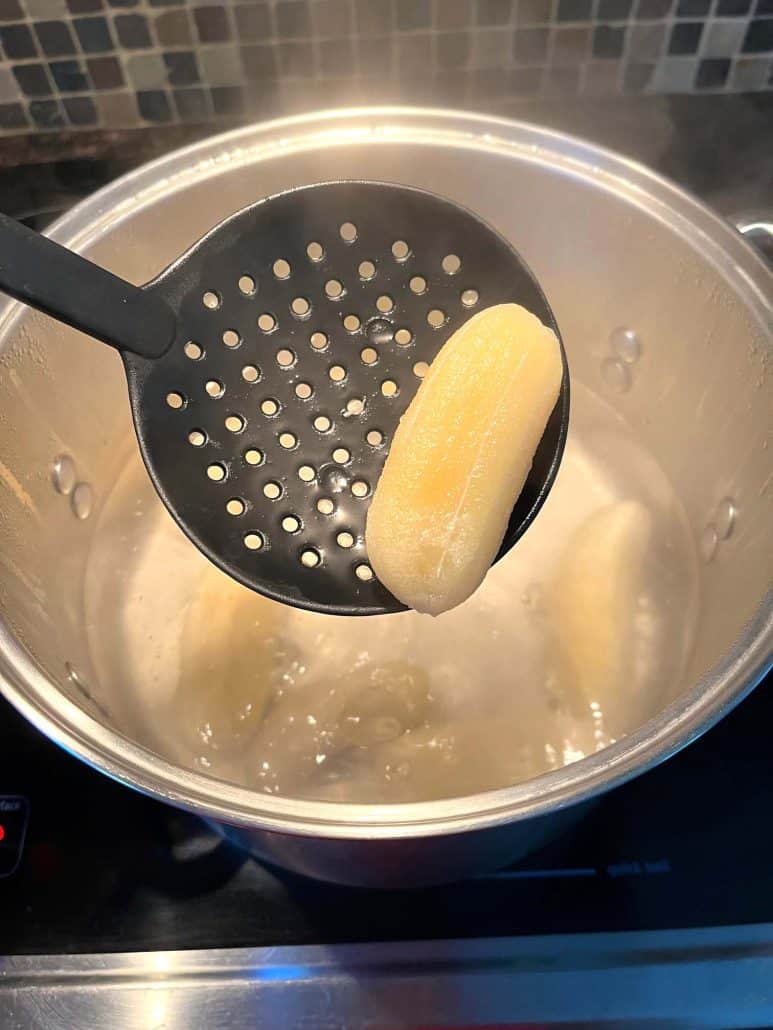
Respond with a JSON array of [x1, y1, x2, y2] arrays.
[[0, 212, 176, 360]]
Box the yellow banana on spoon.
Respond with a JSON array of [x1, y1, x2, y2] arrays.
[[367, 303, 564, 616]]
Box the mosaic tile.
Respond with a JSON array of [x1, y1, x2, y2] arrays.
[[33, 18, 76, 54], [163, 49, 200, 84], [508, 63, 544, 89], [29, 95, 65, 125], [0, 99, 28, 125], [275, 0, 310, 37], [26, 0, 67, 18], [593, 23, 625, 55], [469, 66, 510, 91], [72, 15, 113, 51], [318, 35, 354, 74], [622, 58, 655, 88], [94, 87, 137, 123], [475, 0, 513, 24], [198, 42, 241, 83], [597, 0, 633, 18], [437, 0, 474, 29], [192, 4, 229, 42], [554, 25, 591, 61], [515, 0, 552, 22], [634, 0, 672, 19], [676, 0, 710, 16], [49, 57, 89, 89], [436, 29, 472, 67], [742, 17, 773, 49], [627, 22, 666, 59], [154, 8, 192, 45], [136, 87, 172, 120], [396, 31, 433, 71], [172, 83, 208, 118], [65, 0, 102, 14], [583, 57, 621, 89], [62, 92, 96, 121], [233, 2, 271, 39], [12, 60, 52, 93], [0, 0, 766, 138], [354, 32, 393, 74], [0, 64, 21, 98], [352, 0, 392, 35], [210, 82, 244, 113], [544, 62, 581, 89], [471, 25, 511, 65], [278, 39, 315, 75], [240, 41, 279, 78], [695, 56, 731, 86], [312, 0, 351, 37], [396, 0, 432, 31], [513, 25, 549, 59], [127, 51, 166, 88], [652, 53, 697, 86], [731, 53, 770, 83], [1, 23, 38, 57], [716, 0, 752, 12], [703, 18, 747, 55], [557, 0, 593, 22], [668, 20, 703, 52], [0, 0, 24, 21], [114, 12, 151, 47], [86, 53, 123, 87]]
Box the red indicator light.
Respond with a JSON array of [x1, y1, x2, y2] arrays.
[[0, 824, 5, 842]]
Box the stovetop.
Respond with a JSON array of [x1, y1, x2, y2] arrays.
[[1, 669, 771, 955], [0, 111, 771, 972]]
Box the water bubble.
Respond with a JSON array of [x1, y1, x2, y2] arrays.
[[319, 464, 350, 494], [601, 357, 631, 393], [51, 454, 76, 495], [366, 317, 394, 345], [714, 497, 736, 540], [610, 327, 642, 364], [371, 716, 402, 742], [71, 482, 93, 520], [700, 523, 719, 563]]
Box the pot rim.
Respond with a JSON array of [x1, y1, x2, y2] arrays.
[[1, 105, 771, 839]]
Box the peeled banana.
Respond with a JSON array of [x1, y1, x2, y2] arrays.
[[366, 303, 563, 615], [550, 500, 652, 710], [176, 568, 278, 761]]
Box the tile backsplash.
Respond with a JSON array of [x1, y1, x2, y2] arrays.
[[0, 0, 770, 135]]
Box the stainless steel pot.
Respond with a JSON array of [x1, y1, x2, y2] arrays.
[[0, 108, 771, 887]]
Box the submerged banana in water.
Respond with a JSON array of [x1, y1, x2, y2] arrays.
[[550, 500, 652, 709], [366, 303, 563, 615]]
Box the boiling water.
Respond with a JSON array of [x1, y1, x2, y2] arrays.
[[84, 383, 698, 803]]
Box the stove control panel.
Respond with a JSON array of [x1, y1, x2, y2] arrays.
[[0, 796, 29, 877]]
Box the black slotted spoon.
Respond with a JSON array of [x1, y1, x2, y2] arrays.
[[0, 181, 569, 616]]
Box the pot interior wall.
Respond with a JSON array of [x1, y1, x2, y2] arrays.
[[0, 121, 770, 794]]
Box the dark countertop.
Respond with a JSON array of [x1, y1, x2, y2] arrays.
[[1, 94, 771, 228]]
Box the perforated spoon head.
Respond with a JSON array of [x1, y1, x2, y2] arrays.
[[124, 181, 569, 615]]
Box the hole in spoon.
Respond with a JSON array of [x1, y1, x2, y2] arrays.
[[339, 222, 357, 243], [392, 239, 410, 261]]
